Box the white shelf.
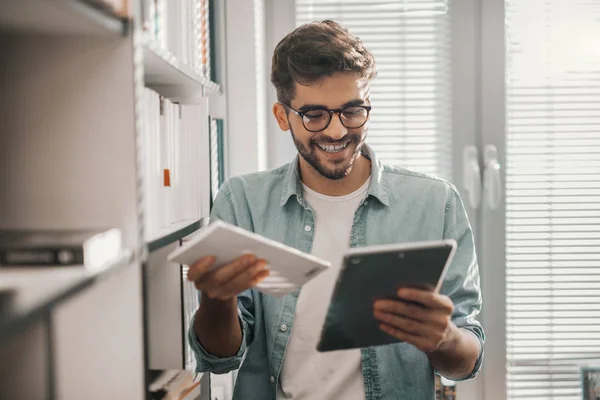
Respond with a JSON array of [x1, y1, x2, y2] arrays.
[[143, 40, 221, 104], [203, 79, 221, 94], [0, 250, 133, 339], [0, 0, 128, 36]]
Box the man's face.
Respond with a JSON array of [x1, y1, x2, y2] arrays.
[[277, 72, 371, 180]]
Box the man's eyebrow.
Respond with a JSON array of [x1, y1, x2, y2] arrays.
[[297, 103, 327, 112], [297, 99, 366, 112], [341, 99, 366, 108]]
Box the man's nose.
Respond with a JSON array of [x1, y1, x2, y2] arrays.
[[322, 113, 348, 141]]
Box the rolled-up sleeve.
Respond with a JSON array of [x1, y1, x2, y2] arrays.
[[186, 181, 257, 374], [188, 291, 254, 374], [440, 185, 485, 380]]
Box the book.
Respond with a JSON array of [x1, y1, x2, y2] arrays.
[[168, 220, 331, 298], [0, 229, 122, 268], [181, 264, 200, 371], [582, 367, 600, 400], [141, 0, 211, 79], [88, 0, 129, 18], [0, 288, 15, 314], [435, 375, 442, 399], [435, 375, 457, 400], [143, 87, 162, 236], [209, 116, 226, 204], [97, 0, 129, 17], [148, 369, 202, 400], [143, 87, 207, 240]]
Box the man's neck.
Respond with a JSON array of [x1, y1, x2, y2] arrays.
[[299, 155, 371, 197]]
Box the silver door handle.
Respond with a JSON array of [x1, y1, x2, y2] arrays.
[[483, 144, 502, 210], [463, 145, 482, 209]]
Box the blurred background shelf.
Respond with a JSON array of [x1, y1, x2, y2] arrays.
[[0, 0, 129, 36], [143, 40, 221, 104], [0, 250, 133, 340]]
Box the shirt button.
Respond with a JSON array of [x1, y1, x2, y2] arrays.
[[270, 376, 275, 383], [280, 324, 288, 332], [304, 225, 312, 232]]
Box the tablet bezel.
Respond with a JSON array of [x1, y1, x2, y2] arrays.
[[316, 239, 457, 352], [343, 239, 457, 292]]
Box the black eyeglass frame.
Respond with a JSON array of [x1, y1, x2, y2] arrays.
[[280, 102, 372, 132]]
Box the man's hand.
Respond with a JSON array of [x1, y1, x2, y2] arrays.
[[188, 254, 270, 358], [374, 287, 481, 380], [187, 254, 270, 301], [373, 288, 456, 354]]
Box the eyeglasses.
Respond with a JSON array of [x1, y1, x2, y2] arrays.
[[280, 103, 371, 133]]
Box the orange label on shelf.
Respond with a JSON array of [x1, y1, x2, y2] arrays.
[[164, 169, 171, 187]]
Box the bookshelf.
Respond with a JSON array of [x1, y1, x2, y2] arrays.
[[0, 0, 226, 398], [0, 252, 133, 339], [0, 0, 129, 35], [144, 40, 222, 103]]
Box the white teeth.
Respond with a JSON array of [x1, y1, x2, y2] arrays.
[[318, 142, 349, 153]]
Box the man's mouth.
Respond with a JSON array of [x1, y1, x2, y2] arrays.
[[315, 141, 350, 153]]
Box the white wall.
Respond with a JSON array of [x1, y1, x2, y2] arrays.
[[265, 0, 297, 170], [224, 0, 269, 177], [223, 0, 298, 173]]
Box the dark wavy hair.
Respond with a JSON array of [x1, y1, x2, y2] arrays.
[[270, 20, 376, 104]]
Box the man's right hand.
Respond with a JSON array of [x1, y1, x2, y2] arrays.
[[187, 254, 270, 301], [189, 254, 268, 357]]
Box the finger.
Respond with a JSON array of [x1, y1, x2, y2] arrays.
[[222, 260, 269, 293], [225, 267, 270, 299], [373, 299, 428, 323], [251, 268, 271, 286], [397, 288, 454, 314], [374, 299, 451, 328], [198, 254, 257, 287], [186, 256, 216, 282], [209, 261, 269, 300], [379, 323, 435, 352], [373, 310, 428, 337]]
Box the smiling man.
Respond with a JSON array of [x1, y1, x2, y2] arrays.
[[186, 20, 484, 399]]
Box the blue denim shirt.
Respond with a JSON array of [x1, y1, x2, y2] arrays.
[[188, 146, 484, 400]]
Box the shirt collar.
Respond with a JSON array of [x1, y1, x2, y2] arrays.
[[279, 144, 390, 207]]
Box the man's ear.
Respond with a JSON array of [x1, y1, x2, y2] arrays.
[[273, 103, 290, 131]]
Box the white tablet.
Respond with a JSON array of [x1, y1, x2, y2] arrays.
[[317, 239, 457, 352], [168, 220, 331, 297]]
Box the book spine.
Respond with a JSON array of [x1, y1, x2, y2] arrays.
[[200, 0, 210, 78], [0, 248, 84, 266]]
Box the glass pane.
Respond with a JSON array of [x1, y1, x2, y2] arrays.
[[505, 1, 600, 399]]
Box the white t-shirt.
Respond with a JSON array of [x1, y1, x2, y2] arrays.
[[277, 178, 370, 400]]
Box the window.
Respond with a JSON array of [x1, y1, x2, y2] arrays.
[[295, 0, 453, 180], [505, 0, 600, 398]]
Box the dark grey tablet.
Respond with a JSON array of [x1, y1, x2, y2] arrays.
[[316, 239, 457, 352]]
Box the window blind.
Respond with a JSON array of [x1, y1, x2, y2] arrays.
[[505, 1, 600, 399], [295, 0, 453, 181]]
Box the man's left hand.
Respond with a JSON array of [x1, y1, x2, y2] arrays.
[[373, 288, 457, 354]]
